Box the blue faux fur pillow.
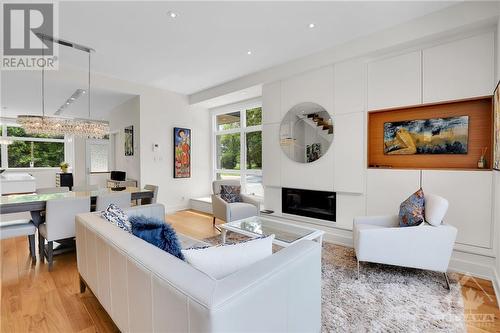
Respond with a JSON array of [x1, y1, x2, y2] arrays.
[[129, 215, 184, 260]]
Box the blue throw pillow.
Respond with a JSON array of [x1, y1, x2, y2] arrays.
[[399, 188, 425, 227], [129, 215, 185, 260], [101, 204, 132, 233]]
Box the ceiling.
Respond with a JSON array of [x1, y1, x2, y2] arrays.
[[56, 1, 458, 95]]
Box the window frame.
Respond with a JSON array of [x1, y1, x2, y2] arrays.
[[0, 123, 67, 169], [211, 98, 263, 197]]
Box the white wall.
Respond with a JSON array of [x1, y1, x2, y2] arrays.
[[109, 96, 141, 184], [139, 89, 211, 212], [261, 27, 498, 280]]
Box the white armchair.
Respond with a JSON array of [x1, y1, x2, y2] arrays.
[[353, 193, 457, 289], [211, 180, 260, 230]]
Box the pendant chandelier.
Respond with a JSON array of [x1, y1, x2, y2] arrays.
[[17, 34, 109, 138]]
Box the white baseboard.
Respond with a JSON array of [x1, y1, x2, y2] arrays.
[[167, 203, 190, 213]]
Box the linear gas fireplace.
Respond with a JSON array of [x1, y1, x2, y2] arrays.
[[282, 188, 336, 222]]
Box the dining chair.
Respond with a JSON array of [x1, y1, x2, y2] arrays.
[[141, 184, 159, 205], [0, 219, 36, 263], [96, 192, 132, 211], [38, 196, 90, 270], [72, 184, 99, 192], [36, 187, 69, 194]]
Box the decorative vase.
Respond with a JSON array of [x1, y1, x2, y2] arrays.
[[61, 166, 68, 173], [477, 155, 486, 169]]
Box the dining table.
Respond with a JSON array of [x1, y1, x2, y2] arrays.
[[0, 187, 154, 226]]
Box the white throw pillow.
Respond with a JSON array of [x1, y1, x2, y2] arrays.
[[424, 194, 449, 226], [182, 235, 275, 279]]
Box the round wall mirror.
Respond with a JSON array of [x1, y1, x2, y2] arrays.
[[279, 102, 333, 163]]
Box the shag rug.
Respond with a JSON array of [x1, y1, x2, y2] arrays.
[[204, 232, 466, 333]]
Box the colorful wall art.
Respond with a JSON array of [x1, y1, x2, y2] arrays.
[[173, 127, 191, 178], [494, 82, 500, 170], [383, 116, 469, 155]]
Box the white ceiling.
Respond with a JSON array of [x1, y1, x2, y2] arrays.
[[1, 68, 136, 120], [57, 1, 458, 95]]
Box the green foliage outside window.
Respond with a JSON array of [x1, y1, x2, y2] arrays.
[[5, 126, 64, 168], [246, 107, 262, 126]]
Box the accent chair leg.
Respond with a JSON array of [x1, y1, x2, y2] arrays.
[[444, 272, 451, 290], [79, 275, 86, 293], [28, 234, 36, 263], [47, 241, 54, 271], [212, 216, 221, 232], [357, 260, 360, 280], [38, 232, 45, 263]]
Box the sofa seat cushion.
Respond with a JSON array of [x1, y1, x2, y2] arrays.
[[129, 215, 185, 260], [228, 202, 258, 221], [182, 235, 274, 279]]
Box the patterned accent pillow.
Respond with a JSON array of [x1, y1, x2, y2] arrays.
[[101, 203, 132, 233], [399, 188, 425, 227], [220, 185, 242, 203]]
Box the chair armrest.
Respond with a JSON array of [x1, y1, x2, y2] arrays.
[[353, 215, 399, 228], [211, 194, 229, 221], [240, 194, 261, 211]]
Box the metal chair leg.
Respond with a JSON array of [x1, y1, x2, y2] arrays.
[[444, 272, 451, 290], [28, 234, 36, 263], [47, 241, 54, 271], [38, 232, 45, 263], [213, 216, 221, 232]]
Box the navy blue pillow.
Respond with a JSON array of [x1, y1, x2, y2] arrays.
[[129, 215, 185, 260]]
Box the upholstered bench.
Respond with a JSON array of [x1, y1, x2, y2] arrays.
[[0, 220, 36, 262]]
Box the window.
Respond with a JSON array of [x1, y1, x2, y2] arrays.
[[213, 101, 263, 197], [0, 124, 65, 168]]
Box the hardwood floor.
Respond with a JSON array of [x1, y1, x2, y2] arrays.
[[1, 209, 498, 332]]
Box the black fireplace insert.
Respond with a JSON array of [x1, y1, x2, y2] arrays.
[[282, 187, 336, 221]]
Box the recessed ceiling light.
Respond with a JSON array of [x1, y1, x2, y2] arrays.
[[167, 11, 178, 18], [247, 50, 252, 55], [308, 23, 315, 29]]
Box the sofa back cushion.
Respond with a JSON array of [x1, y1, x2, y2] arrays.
[[424, 194, 449, 226]]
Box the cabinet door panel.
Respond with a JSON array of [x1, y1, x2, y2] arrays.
[[262, 123, 281, 187], [366, 169, 420, 215], [423, 32, 495, 103], [334, 59, 366, 114], [333, 112, 364, 193], [422, 170, 493, 248], [367, 51, 421, 110]]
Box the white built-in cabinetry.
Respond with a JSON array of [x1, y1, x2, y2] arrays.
[[261, 30, 496, 259], [423, 32, 495, 103], [367, 169, 494, 249], [367, 51, 422, 110]]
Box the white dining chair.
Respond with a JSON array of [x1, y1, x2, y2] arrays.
[[72, 184, 99, 192], [38, 196, 90, 270], [95, 191, 131, 211], [0, 219, 36, 263], [36, 187, 69, 194]]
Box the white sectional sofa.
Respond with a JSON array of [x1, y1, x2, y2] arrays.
[[75, 204, 322, 332]]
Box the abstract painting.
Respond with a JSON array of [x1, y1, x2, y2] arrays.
[[494, 82, 500, 170], [306, 143, 321, 162], [174, 127, 191, 178], [384, 116, 469, 155], [124, 125, 134, 156]]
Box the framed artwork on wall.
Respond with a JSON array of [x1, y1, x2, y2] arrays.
[[173, 127, 191, 178], [494, 81, 500, 170], [124, 125, 134, 156], [383, 116, 469, 155]]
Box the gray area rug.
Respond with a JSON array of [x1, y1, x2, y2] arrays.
[[204, 232, 466, 333]]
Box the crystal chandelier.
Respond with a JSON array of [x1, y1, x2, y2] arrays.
[[17, 34, 109, 139]]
